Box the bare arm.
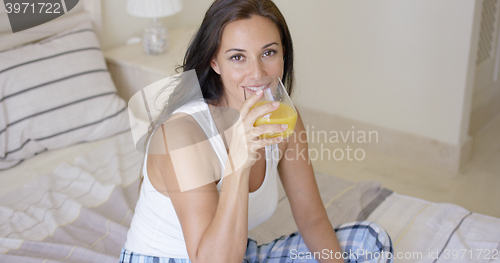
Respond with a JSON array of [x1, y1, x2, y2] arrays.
[[148, 92, 285, 263], [148, 114, 251, 263], [278, 109, 344, 263]]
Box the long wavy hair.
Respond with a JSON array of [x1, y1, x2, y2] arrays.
[[138, 0, 295, 190]]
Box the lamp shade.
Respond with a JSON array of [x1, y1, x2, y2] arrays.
[[127, 0, 183, 18]]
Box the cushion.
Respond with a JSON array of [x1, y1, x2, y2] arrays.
[[0, 21, 130, 170]]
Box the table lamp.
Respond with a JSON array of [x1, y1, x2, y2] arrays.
[[126, 0, 183, 55]]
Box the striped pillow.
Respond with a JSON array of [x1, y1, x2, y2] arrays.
[[0, 21, 130, 170]]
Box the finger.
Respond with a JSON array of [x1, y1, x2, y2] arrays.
[[243, 101, 280, 128], [239, 89, 264, 119], [247, 137, 277, 155], [249, 124, 287, 139]]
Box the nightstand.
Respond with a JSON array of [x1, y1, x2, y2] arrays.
[[104, 26, 198, 101]]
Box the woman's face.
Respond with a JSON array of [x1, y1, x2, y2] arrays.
[[211, 15, 285, 109]]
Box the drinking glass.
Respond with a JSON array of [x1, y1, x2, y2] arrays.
[[244, 76, 297, 139]]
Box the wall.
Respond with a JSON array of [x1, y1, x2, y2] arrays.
[[470, 0, 500, 136], [0, 0, 482, 168], [273, 0, 479, 147], [101, 0, 212, 50], [102, 0, 480, 148]]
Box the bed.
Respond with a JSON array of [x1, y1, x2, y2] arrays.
[[1, 1, 500, 262]]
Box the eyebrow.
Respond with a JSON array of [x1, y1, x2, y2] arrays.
[[225, 42, 279, 53]]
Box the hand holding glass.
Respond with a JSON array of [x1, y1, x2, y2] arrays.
[[244, 76, 297, 139]]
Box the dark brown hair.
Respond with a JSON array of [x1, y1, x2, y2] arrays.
[[180, 0, 294, 106], [139, 0, 295, 191]]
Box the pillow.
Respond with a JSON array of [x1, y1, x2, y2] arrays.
[[0, 21, 130, 170]]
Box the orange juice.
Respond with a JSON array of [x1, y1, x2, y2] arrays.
[[250, 101, 297, 139]]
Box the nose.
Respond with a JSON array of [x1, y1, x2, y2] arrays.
[[248, 58, 265, 80]]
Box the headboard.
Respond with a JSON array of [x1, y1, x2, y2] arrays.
[[0, 0, 102, 52]]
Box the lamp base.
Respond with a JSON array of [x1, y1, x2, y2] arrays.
[[142, 18, 169, 55]]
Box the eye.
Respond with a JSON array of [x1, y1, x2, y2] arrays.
[[230, 54, 244, 61], [263, 49, 277, 57]]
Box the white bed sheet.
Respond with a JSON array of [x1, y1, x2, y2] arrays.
[[1, 128, 499, 263], [368, 193, 500, 262], [0, 136, 119, 197], [0, 130, 143, 262]]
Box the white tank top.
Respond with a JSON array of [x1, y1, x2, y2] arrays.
[[124, 99, 279, 258]]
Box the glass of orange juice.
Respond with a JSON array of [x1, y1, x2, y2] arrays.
[[245, 76, 297, 139]]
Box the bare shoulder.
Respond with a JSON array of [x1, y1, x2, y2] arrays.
[[147, 112, 219, 197], [145, 113, 223, 260]]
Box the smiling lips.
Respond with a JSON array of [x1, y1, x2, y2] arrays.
[[243, 83, 270, 93]]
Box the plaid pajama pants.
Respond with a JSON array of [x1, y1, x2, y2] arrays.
[[119, 221, 393, 263]]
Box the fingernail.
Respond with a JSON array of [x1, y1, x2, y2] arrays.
[[272, 102, 279, 107], [281, 124, 288, 130], [277, 136, 283, 142], [256, 89, 263, 95]]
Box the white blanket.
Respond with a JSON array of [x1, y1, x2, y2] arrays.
[[368, 193, 500, 262], [0, 131, 142, 262], [0, 130, 499, 262]]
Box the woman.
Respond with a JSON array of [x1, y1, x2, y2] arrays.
[[120, 0, 393, 262]]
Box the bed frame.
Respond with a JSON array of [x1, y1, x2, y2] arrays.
[[0, 0, 102, 52]]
